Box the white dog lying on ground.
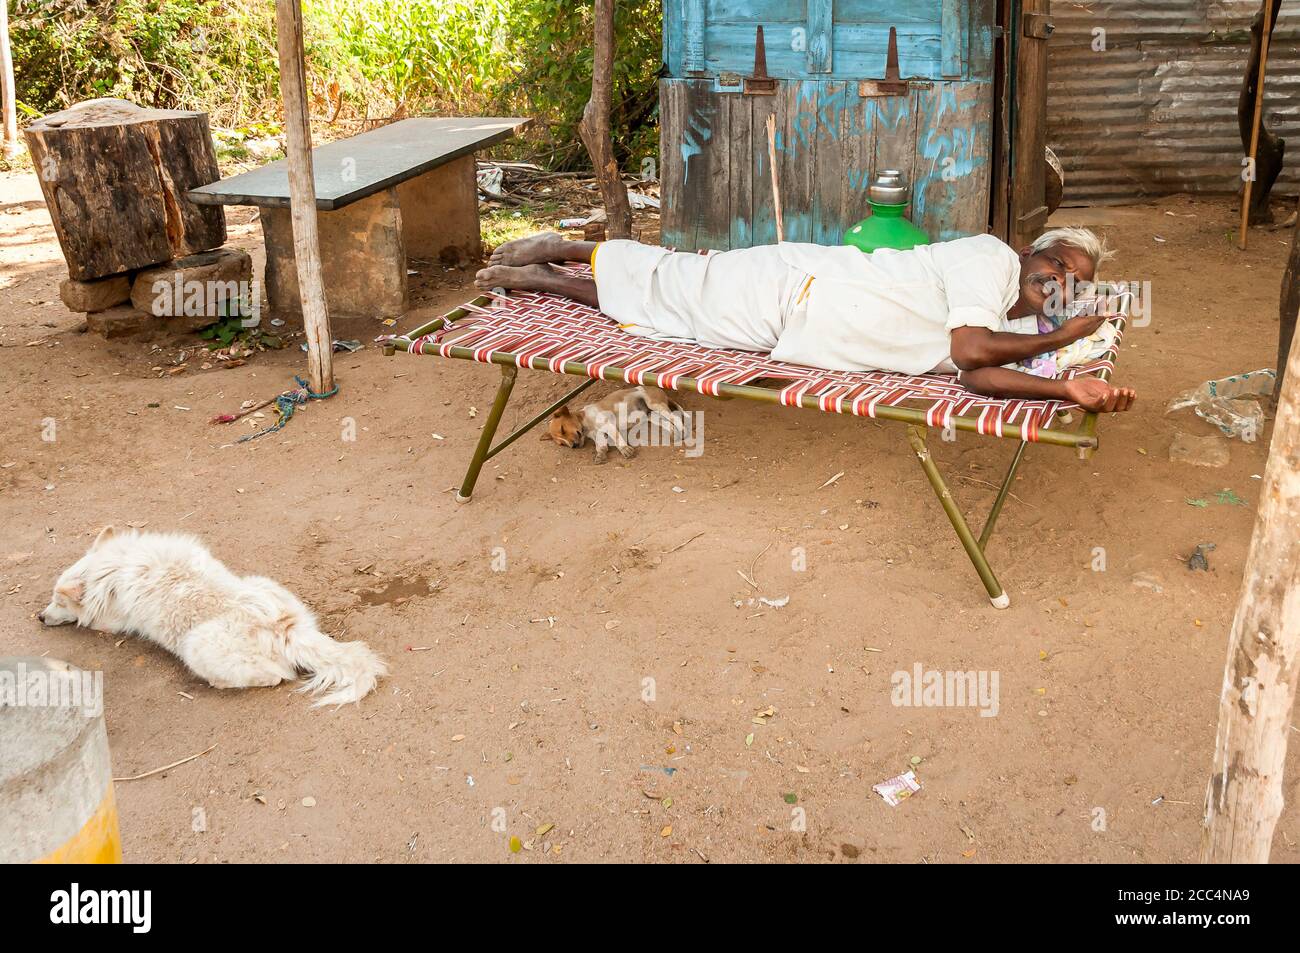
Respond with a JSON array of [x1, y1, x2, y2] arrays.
[[39, 527, 386, 706]]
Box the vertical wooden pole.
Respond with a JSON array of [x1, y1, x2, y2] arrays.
[[0, 0, 19, 160], [1278, 193, 1300, 401], [274, 0, 334, 393], [1200, 322, 1300, 863], [1239, 0, 1276, 250], [578, 0, 632, 240]]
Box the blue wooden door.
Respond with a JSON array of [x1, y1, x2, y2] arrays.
[[661, 0, 997, 250]]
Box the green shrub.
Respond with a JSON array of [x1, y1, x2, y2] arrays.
[[7, 0, 662, 173]]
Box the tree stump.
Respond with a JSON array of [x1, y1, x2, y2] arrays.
[[24, 98, 226, 281]]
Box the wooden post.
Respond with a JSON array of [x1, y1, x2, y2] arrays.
[[1009, 0, 1051, 248], [0, 0, 19, 160], [578, 0, 632, 240], [1239, 0, 1277, 248], [1200, 320, 1300, 863], [1277, 193, 1300, 401], [274, 0, 334, 393]]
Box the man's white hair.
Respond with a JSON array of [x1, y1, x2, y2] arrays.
[[1029, 227, 1114, 272]]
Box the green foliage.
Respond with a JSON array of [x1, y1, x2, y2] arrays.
[[7, 0, 663, 172], [9, 0, 282, 126], [481, 204, 561, 248], [305, 0, 517, 114], [495, 0, 662, 170]]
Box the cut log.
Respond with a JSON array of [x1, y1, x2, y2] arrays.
[[24, 98, 226, 281]]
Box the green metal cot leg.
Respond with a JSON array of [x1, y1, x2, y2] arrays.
[[905, 426, 1010, 609], [457, 365, 518, 502], [977, 440, 1028, 550]]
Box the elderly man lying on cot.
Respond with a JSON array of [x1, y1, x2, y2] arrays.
[[474, 227, 1137, 413]]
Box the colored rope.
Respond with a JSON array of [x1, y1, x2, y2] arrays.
[[237, 375, 339, 443]]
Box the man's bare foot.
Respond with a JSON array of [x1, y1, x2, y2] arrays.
[[1064, 377, 1137, 413], [489, 232, 570, 266], [474, 260, 602, 308], [475, 263, 556, 292]]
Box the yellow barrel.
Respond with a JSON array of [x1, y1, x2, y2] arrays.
[[0, 656, 122, 863]]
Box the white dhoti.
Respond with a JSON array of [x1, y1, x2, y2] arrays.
[[588, 235, 1054, 378], [591, 240, 808, 352]]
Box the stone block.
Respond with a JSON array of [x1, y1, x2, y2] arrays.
[[130, 247, 253, 331], [85, 306, 153, 338], [262, 187, 406, 317], [59, 274, 132, 313]]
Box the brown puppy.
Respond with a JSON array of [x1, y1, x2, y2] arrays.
[[544, 386, 686, 463]]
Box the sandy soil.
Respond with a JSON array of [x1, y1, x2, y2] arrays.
[[2, 170, 1297, 863]]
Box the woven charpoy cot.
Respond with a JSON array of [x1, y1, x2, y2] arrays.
[[382, 264, 1130, 607]]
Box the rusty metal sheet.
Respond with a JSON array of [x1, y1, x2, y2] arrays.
[[1047, 0, 1300, 203]]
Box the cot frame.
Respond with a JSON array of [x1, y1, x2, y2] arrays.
[[384, 293, 1122, 609]]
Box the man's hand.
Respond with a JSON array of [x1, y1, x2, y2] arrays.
[[1057, 311, 1109, 344], [1063, 377, 1136, 412]]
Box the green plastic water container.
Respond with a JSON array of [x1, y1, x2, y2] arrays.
[[842, 169, 930, 253]]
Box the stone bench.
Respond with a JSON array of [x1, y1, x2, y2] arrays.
[[187, 116, 529, 317]]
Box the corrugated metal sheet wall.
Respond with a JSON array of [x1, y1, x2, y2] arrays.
[[1048, 0, 1300, 204]]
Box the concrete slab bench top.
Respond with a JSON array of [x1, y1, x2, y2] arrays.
[[187, 116, 529, 211]]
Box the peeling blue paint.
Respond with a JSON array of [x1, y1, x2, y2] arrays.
[[662, 1, 995, 249], [680, 108, 713, 184]]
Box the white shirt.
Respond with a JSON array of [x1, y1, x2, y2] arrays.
[[769, 234, 1023, 375]]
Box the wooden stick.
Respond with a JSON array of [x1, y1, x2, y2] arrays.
[[114, 743, 217, 782], [765, 114, 784, 242], [1200, 316, 1300, 861], [274, 0, 334, 393], [1239, 0, 1275, 251], [210, 392, 285, 425]]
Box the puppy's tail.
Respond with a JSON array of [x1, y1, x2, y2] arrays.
[[277, 619, 388, 707]]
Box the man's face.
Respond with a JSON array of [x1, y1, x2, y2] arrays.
[[1017, 243, 1095, 319]]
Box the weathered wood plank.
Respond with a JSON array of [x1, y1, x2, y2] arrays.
[[913, 81, 993, 241], [779, 81, 818, 243], [659, 79, 689, 248], [702, 24, 947, 81], [840, 86, 877, 238], [684, 0, 706, 72], [1011, 0, 1050, 246], [811, 82, 849, 245], [868, 88, 919, 194], [940, 0, 965, 78], [748, 91, 781, 246], [700, 88, 732, 251], [728, 93, 754, 249], [806, 0, 833, 74], [705, 1, 939, 28]]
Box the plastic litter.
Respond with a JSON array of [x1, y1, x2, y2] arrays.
[[872, 770, 921, 806], [299, 339, 362, 354], [1166, 369, 1275, 441], [476, 166, 505, 199], [627, 191, 660, 210]]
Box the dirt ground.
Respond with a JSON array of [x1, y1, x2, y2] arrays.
[[2, 170, 1298, 863]]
